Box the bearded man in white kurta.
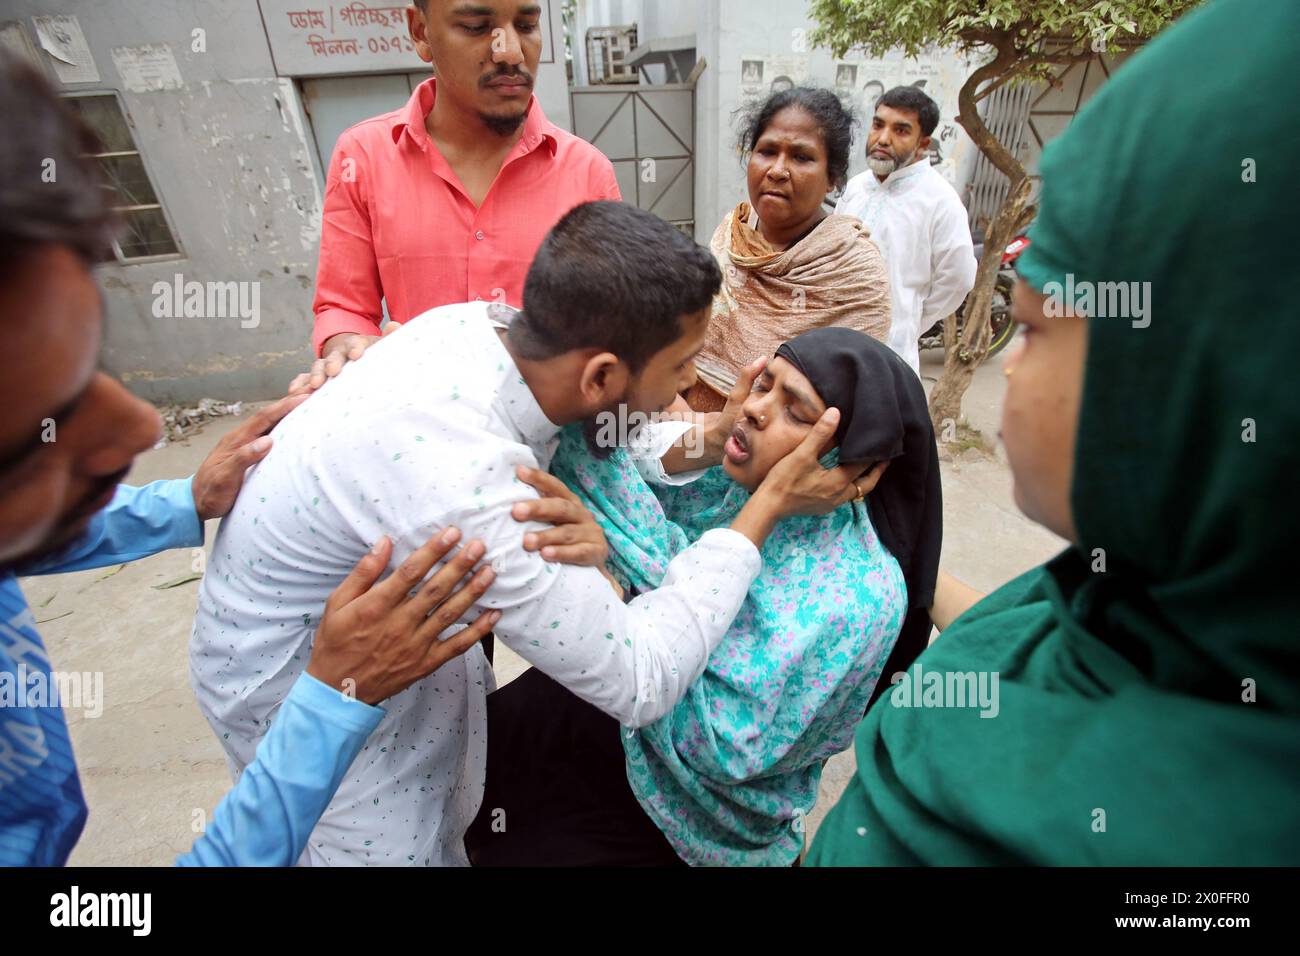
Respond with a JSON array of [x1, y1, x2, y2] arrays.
[[836, 86, 976, 374]]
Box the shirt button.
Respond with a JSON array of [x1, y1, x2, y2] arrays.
[[475, 230, 485, 241]]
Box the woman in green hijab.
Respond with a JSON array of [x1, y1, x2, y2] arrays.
[[808, 0, 1300, 866]]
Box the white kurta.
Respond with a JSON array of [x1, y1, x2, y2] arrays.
[[836, 160, 977, 373], [189, 302, 761, 866]]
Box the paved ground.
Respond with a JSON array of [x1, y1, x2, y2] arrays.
[[26, 346, 1064, 866]]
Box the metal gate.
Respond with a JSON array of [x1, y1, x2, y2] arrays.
[[966, 50, 1134, 233], [569, 84, 695, 235]]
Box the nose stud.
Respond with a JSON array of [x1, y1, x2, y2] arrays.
[[758, 414, 767, 426]]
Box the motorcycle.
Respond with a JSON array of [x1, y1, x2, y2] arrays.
[[920, 234, 1030, 358]]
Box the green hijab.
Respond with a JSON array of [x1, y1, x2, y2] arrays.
[[808, 0, 1300, 866]]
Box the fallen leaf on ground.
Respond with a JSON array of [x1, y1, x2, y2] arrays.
[[96, 564, 126, 582], [152, 572, 204, 590]]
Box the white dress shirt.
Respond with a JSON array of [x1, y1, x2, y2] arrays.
[[836, 159, 977, 373], [189, 302, 761, 866]]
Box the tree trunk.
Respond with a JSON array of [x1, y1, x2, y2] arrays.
[[928, 177, 1031, 436], [928, 37, 1032, 441]]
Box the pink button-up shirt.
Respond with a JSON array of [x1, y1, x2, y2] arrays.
[[311, 78, 621, 355]]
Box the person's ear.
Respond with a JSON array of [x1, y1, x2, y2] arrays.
[[407, 5, 434, 63], [916, 132, 933, 155], [855, 459, 891, 495], [577, 352, 628, 409]]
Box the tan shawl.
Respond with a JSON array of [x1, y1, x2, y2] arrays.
[[694, 202, 891, 397]]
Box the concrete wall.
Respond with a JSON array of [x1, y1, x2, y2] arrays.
[[7, 0, 571, 403], [7, 0, 319, 402]]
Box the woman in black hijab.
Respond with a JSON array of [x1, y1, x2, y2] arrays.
[[774, 327, 943, 706], [465, 327, 942, 865]]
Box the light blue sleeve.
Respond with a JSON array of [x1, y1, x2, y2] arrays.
[[177, 673, 384, 867], [15, 479, 204, 575]]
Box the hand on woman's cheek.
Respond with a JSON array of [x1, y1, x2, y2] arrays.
[[999, 280, 1087, 542]]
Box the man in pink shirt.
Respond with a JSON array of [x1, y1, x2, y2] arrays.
[[298, 0, 621, 388]]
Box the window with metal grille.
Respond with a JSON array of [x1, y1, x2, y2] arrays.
[[63, 93, 181, 262]]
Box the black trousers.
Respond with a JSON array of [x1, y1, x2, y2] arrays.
[[464, 668, 685, 867]]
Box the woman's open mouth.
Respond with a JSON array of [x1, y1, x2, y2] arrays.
[[724, 421, 751, 464]]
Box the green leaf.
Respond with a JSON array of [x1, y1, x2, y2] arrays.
[[152, 572, 204, 590], [96, 564, 126, 582]]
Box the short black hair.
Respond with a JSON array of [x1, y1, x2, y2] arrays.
[[876, 85, 940, 137], [738, 86, 857, 189], [0, 49, 117, 270], [511, 202, 720, 372]]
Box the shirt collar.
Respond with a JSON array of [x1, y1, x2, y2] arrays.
[[391, 77, 559, 157], [480, 304, 563, 465]]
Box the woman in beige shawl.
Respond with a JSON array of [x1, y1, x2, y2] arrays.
[[689, 88, 891, 411]]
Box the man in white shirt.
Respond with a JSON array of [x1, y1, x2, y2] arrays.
[[836, 86, 977, 374], [190, 201, 866, 866]]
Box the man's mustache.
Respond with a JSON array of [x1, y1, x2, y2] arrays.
[[480, 67, 534, 88]]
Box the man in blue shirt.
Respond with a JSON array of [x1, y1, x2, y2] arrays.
[[0, 50, 500, 866]]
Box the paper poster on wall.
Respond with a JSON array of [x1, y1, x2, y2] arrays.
[[32, 15, 99, 84], [901, 60, 941, 94], [740, 53, 809, 108], [766, 54, 809, 94], [740, 57, 764, 105], [856, 58, 902, 115], [112, 44, 184, 93]]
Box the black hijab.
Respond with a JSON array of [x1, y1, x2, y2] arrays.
[[774, 328, 942, 708]]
